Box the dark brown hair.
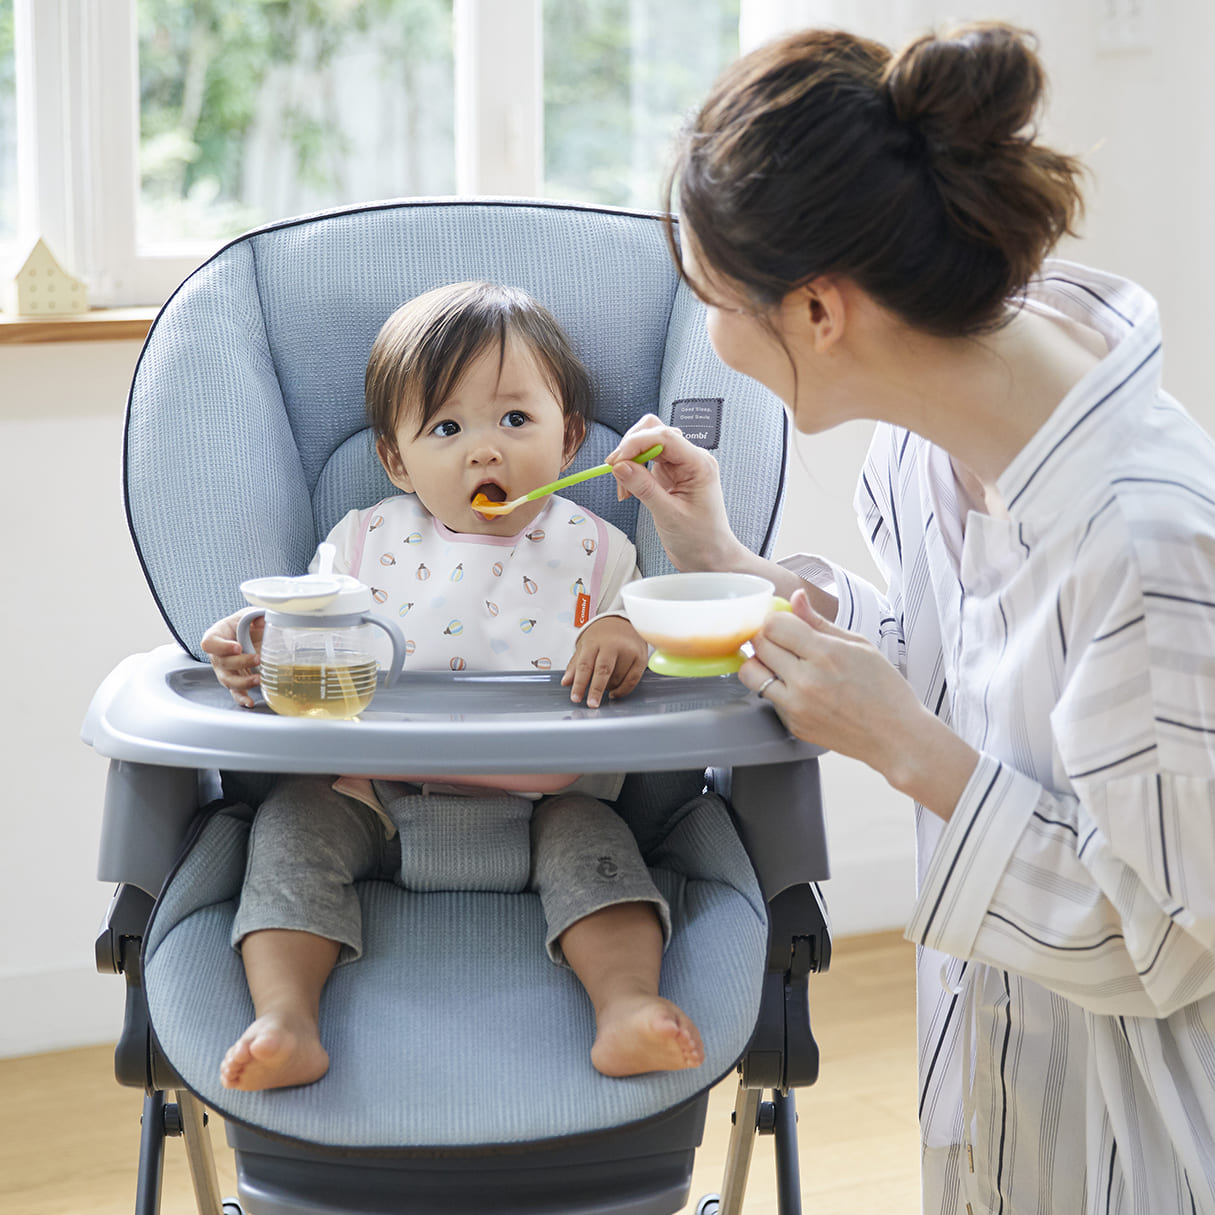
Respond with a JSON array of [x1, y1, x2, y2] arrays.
[[366, 281, 592, 454], [666, 23, 1085, 337]]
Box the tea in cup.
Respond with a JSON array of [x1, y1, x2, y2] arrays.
[[621, 572, 791, 676], [238, 572, 406, 719]]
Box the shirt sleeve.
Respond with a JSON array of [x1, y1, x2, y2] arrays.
[[908, 541, 1215, 1019], [587, 523, 640, 623], [308, 508, 365, 576], [778, 552, 907, 676]]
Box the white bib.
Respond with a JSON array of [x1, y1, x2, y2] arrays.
[[346, 494, 611, 673]]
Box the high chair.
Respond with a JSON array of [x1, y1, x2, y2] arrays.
[[86, 198, 832, 1215]]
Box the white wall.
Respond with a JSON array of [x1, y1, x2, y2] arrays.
[[0, 340, 172, 1055], [2, 0, 1212, 1057]]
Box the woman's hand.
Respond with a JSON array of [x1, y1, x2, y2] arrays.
[[200, 609, 263, 708], [607, 415, 749, 573], [741, 589, 979, 819]]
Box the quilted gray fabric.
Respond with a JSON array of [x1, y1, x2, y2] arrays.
[[145, 794, 766, 1148], [125, 199, 788, 659], [381, 787, 533, 893]]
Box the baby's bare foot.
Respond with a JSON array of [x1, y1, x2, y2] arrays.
[[220, 1013, 330, 1091], [590, 995, 705, 1077]]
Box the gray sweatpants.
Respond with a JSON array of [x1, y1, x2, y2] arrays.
[[230, 775, 671, 967]]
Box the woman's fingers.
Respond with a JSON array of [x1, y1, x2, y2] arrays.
[[739, 654, 782, 699], [606, 414, 671, 463], [608, 417, 714, 493], [606, 416, 744, 572], [785, 587, 855, 640], [747, 612, 820, 686], [744, 604, 906, 763]]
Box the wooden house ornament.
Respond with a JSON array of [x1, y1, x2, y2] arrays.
[[4, 238, 88, 316]]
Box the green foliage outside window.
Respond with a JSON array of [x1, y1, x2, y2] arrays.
[[139, 0, 452, 241], [136, 0, 736, 241], [543, 0, 738, 209]]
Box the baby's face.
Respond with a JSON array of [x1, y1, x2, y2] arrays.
[[378, 336, 573, 536]]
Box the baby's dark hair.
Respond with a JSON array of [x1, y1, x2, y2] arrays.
[[366, 281, 593, 453], [666, 23, 1085, 337]]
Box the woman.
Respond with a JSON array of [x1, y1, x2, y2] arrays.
[[608, 22, 1215, 1215]]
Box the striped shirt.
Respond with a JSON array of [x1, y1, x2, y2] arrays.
[[791, 261, 1215, 1213]]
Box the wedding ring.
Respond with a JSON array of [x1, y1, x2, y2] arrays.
[[757, 674, 778, 699]]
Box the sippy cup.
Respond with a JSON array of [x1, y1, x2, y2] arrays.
[[237, 559, 406, 720]]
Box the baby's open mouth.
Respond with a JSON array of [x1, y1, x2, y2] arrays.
[[471, 482, 508, 505], [471, 482, 510, 518]]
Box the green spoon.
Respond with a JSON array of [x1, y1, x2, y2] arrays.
[[472, 444, 663, 516]]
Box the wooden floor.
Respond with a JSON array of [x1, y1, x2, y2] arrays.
[[0, 932, 919, 1215]]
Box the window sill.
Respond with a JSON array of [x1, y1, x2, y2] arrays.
[[0, 307, 157, 345]]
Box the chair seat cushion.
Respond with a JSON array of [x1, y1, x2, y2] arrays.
[[143, 794, 766, 1150]]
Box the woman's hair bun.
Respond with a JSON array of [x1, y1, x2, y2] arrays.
[[877, 22, 1085, 322], [884, 23, 1046, 153]]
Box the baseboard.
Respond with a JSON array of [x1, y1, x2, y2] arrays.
[[0, 966, 126, 1058]]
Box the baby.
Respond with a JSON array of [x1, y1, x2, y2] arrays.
[[202, 281, 704, 1091]]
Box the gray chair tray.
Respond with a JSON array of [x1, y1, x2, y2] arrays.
[[83, 644, 823, 775]]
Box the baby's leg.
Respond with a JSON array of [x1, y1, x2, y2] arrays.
[[222, 776, 391, 1091], [221, 929, 340, 1091], [531, 794, 703, 1077], [558, 901, 704, 1077]]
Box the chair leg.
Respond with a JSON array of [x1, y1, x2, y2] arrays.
[[135, 1091, 167, 1215], [175, 1090, 225, 1215], [773, 1089, 802, 1215], [700, 1082, 804, 1215], [715, 1080, 761, 1215]]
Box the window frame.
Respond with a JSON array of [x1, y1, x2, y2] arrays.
[[8, 0, 542, 308], [9, 0, 743, 309]]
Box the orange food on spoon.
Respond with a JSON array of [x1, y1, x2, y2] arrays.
[[470, 445, 663, 519]]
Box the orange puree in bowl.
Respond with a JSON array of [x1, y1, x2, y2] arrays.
[[642, 628, 755, 658]]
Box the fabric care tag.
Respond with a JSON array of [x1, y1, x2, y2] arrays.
[[575, 592, 592, 628], [670, 398, 723, 449]]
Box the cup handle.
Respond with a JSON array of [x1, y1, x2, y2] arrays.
[[236, 607, 266, 653], [771, 596, 793, 613], [365, 614, 407, 687]]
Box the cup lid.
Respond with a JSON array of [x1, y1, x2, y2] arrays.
[[241, 573, 371, 615]]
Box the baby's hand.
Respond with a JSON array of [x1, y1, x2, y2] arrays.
[[200, 610, 263, 708], [562, 615, 649, 709]]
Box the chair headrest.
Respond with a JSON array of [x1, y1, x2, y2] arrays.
[[125, 200, 787, 658]]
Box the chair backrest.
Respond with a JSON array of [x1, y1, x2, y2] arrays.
[[125, 199, 788, 659]]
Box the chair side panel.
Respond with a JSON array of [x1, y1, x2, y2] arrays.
[[637, 278, 788, 579], [127, 244, 315, 658]]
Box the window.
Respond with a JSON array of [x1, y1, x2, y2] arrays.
[[5, 0, 738, 309], [138, 0, 455, 248], [544, 0, 739, 210]]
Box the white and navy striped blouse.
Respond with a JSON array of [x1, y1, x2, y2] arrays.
[[791, 261, 1215, 1213]]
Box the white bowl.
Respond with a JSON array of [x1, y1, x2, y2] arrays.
[[621, 572, 779, 664]]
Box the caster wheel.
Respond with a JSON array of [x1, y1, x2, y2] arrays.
[[222, 1202, 243, 1215], [696, 1196, 721, 1215]]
